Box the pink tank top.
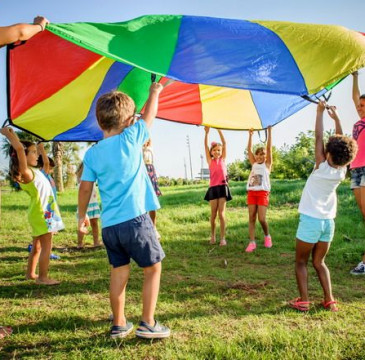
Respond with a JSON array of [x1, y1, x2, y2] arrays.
[[209, 158, 228, 187], [350, 118, 365, 169]]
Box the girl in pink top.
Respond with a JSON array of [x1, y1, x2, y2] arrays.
[[350, 71, 365, 275], [204, 127, 232, 246]]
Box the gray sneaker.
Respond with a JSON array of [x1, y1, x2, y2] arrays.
[[350, 261, 365, 275], [110, 322, 133, 338], [135, 320, 170, 339]]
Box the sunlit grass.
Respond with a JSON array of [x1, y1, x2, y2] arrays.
[[0, 180, 364, 359]]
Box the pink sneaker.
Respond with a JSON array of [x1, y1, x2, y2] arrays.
[[219, 239, 227, 246], [264, 235, 272, 248], [245, 242, 256, 252]]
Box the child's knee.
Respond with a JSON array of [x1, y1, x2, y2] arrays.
[[312, 258, 325, 270], [32, 241, 41, 253], [249, 215, 256, 223], [144, 262, 161, 275]]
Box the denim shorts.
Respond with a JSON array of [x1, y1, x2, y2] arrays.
[[350, 166, 365, 189], [102, 213, 165, 268], [296, 214, 335, 244]]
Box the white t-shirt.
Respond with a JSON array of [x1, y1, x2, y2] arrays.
[[298, 161, 346, 219], [247, 162, 271, 191]]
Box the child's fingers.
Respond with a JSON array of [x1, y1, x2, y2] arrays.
[[79, 226, 88, 235]]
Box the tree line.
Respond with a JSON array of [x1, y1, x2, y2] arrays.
[[227, 129, 340, 181]]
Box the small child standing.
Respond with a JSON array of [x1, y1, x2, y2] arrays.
[[289, 101, 357, 312], [0, 128, 64, 285], [143, 138, 162, 240], [204, 127, 232, 246], [245, 126, 272, 252], [78, 82, 170, 339], [76, 162, 101, 248]]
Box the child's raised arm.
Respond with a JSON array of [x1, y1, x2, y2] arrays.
[[37, 143, 50, 174], [217, 129, 226, 160], [0, 127, 33, 182], [314, 101, 326, 168], [0, 16, 49, 47], [265, 126, 272, 169], [247, 129, 255, 165], [141, 82, 163, 128], [204, 127, 211, 166], [326, 106, 343, 135], [352, 71, 361, 109]]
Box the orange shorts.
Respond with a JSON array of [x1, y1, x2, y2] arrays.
[[247, 190, 270, 207]]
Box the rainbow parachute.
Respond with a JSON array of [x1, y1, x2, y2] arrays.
[[7, 15, 365, 141]]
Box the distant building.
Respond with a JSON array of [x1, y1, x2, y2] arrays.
[[197, 168, 210, 180]]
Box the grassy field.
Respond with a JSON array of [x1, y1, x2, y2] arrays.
[[0, 180, 364, 359]]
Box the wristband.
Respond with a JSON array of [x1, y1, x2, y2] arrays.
[[37, 23, 44, 32]]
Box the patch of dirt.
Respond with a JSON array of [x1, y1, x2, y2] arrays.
[[225, 281, 268, 294], [279, 253, 292, 258]]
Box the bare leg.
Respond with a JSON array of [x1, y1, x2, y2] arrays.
[[110, 264, 130, 327], [353, 188, 365, 266], [142, 262, 161, 326], [36, 233, 60, 285], [217, 198, 227, 244], [248, 204, 258, 242], [353, 187, 365, 219], [257, 205, 269, 236], [77, 229, 85, 248], [149, 210, 156, 227], [26, 237, 41, 279], [312, 241, 334, 306], [90, 218, 101, 246], [295, 239, 315, 302], [209, 199, 218, 243]]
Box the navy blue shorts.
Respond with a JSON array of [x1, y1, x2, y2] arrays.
[[102, 213, 165, 268]]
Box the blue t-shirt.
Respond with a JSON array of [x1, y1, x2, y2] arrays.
[[81, 120, 160, 228]]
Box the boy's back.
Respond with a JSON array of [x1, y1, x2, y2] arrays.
[[82, 119, 160, 228]]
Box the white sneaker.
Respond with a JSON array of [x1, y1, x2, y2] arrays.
[[350, 261, 365, 275]]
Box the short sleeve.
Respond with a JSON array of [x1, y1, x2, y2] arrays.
[[123, 119, 149, 146], [81, 150, 97, 182]]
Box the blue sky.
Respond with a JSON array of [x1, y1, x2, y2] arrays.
[[0, 0, 364, 178]]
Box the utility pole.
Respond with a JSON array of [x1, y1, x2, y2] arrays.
[[184, 158, 187, 180], [186, 135, 193, 180]]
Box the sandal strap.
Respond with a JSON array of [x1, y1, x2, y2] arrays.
[[323, 300, 337, 307], [292, 298, 310, 305]]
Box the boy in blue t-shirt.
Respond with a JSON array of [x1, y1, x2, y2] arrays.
[[78, 82, 170, 339]]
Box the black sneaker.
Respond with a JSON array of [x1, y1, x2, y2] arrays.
[[135, 320, 170, 339], [350, 261, 365, 275]]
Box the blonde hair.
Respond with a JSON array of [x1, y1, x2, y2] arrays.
[[96, 91, 136, 131]]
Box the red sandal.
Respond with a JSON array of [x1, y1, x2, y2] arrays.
[[288, 297, 310, 312], [322, 300, 338, 312]]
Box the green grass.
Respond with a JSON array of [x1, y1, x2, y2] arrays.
[[0, 180, 364, 359]]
